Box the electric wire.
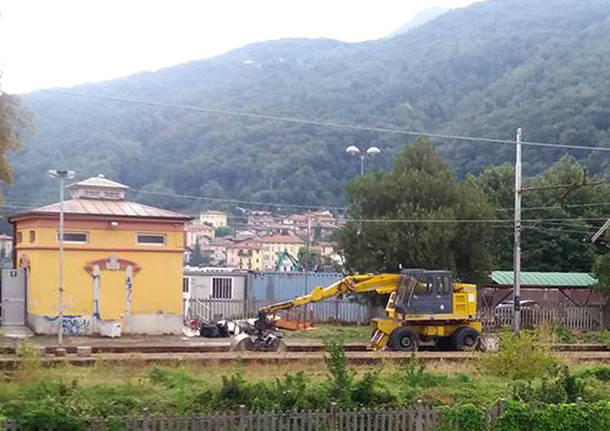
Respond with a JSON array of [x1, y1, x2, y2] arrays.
[[128, 188, 349, 211], [495, 201, 610, 212], [44, 89, 610, 153]]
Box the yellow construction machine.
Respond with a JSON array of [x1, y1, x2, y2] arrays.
[[234, 269, 481, 352]]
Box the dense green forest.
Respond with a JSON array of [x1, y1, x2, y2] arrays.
[[338, 139, 610, 276], [4, 0, 610, 214]]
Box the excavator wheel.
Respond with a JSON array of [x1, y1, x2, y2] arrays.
[[389, 327, 419, 351], [230, 334, 287, 353], [231, 333, 255, 351], [452, 327, 480, 351], [270, 338, 287, 353]]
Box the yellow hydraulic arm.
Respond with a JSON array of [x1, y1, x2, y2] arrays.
[[259, 273, 400, 314]]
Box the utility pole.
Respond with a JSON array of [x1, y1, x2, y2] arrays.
[[513, 128, 522, 334]]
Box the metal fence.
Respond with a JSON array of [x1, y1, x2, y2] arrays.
[[185, 297, 372, 324], [1, 401, 508, 431], [480, 305, 604, 331], [186, 298, 604, 330]]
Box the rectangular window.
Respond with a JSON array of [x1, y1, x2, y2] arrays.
[[211, 277, 232, 299], [137, 234, 166, 245], [17, 232, 23, 244], [29, 230, 36, 243], [182, 277, 190, 294], [57, 231, 88, 243]]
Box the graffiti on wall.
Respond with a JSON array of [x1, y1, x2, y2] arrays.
[[44, 315, 91, 336], [62, 315, 91, 335]]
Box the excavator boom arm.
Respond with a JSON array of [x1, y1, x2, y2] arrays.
[[259, 273, 400, 314]]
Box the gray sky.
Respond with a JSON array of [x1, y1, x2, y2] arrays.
[[0, 0, 476, 94]]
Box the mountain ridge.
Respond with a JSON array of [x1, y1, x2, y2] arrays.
[[385, 7, 448, 38], [10, 0, 610, 212]]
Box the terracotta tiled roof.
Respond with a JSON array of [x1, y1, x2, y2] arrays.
[[11, 198, 190, 220], [259, 234, 304, 244], [226, 241, 262, 250]]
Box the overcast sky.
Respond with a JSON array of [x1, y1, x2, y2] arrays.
[[0, 0, 476, 94]]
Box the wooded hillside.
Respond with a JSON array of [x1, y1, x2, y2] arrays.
[[9, 0, 610, 212]]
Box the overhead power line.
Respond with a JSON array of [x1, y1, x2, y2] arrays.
[[128, 188, 610, 214], [495, 201, 610, 212], [128, 188, 349, 211], [45, 89, 610, 153], [524, 225, 598, 237], [341, 217, 608, 224]]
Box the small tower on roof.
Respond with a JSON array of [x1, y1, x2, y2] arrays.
[[66, 174, 129, 201]]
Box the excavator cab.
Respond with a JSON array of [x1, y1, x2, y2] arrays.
[[394, 269, 453, 315]]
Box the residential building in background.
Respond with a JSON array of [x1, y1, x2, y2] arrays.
[[185, 208, 343, 271], [199, 211, 228, 228], [315, 242, 336, 258], [201, 237, 232, 266], [226, 241, 263, 270], [184, 219, 215, 250], [259, 234, 305, 271], [9, 174, 190, 335]]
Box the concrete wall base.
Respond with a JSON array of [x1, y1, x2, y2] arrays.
[[27, 313, 182, 335], [28, 314, 94, 335], [124, 313, 183, 335]]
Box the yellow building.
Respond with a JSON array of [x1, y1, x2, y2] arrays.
[[225, 241, 263, 270], [10, 175, 190, 335], [199, 211, 228, 228], [259, 235, 304, 271]]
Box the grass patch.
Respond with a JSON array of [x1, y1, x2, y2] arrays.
[[282, 323, 371, 342]]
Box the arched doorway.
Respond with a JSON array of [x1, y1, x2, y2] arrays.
[[85, 255, 139, 334]]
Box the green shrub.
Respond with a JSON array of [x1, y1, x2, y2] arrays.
[[549, 324, 577, 343], [439, 404, 486, 431], [218, 368, 250, 407], [14, 340, 42, 378], [481, 330, 556, 380], [513, 362, 586, 403], [147, 365, 196, 388], [576, 366, 610, 382], [17, 397, 87, 431], [323, 338, 354, 406], [400, 353, 452, 403], [351, 370, 396, 407], [496, 400, 610, 431]]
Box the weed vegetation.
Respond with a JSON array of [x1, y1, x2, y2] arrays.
[[481, 330, 610, 404], [0, 337, 608, 429]]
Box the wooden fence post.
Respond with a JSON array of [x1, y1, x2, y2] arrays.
[[142, 408, 151, 431], [415, 400, 423, 431], [238, 405, 247, 431], [329, 402, 338, 430]]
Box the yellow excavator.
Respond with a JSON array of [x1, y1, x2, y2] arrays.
[[233, 269, 481, 352]]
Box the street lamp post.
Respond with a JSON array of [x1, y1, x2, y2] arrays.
[[49, 169, 75, 346], [345, 145, 381, 175]]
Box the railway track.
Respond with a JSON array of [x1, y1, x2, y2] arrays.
[[0, 344, 608, 369], [0, 342, 607, 355], [0, 340, 610, 355]]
